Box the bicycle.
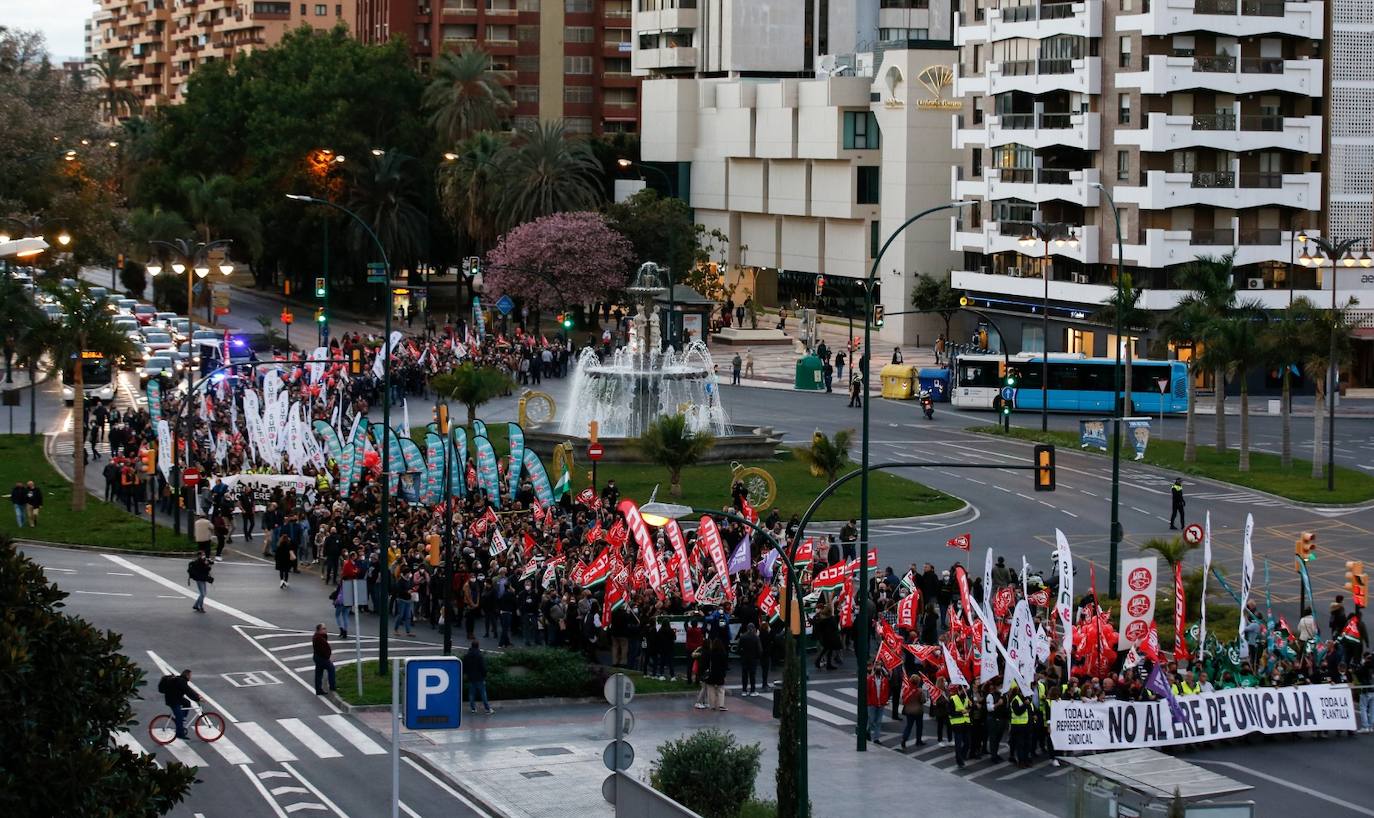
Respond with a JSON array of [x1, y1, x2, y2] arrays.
[[148, 700, 226, 745]]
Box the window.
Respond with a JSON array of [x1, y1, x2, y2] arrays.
[[515, 85, 539, 103], [515, 55, 539, 72], [565, 26, 594, 43], [335, 3, 342, 13], [314, 3, 326, 14], [299, 3, 306, 13], [972, 147, 983, 177], [564, 117, 593, 134], [516, 25, 539, 41], [565, 0, 592, 10], [857, 166, 880, 204], [1118, 93, 1131, 125], [1117, 151, 1130, 181], [1118, 35, 1131, 69], [870, 221, 881, 259], [564, 55, 592, 74], [565, 85, 594, 103], [972, 95, 983, 125], [604, 57, 630, 74], [1022, 325, 1045, 354], [843, 111, 881, 149]]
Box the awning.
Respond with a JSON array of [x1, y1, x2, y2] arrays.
[[1061, 748, 1252, 801]]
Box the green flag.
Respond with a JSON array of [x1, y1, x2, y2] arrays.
[[553, 462, 570, 499]]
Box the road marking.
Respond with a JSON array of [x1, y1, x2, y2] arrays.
[[73, 590, 132, 596], [1016, 493, 1035, 502], [807, 691, 856, 710], [996, 765, 1039, 781], [240, 766, 291, 818], [967, 478, 987, 485], [807, 705, 852, 727], [161, 737, 208, 767], [43, 566, 77, 573], [283, 762, 353, 818], [403, 756, 494, 816], [233, 625, 342, 714], [1195, 760, 1374, 817], [1038, 500, 1055, 508], [271, 787, 310, 797], [995, 485, 1011, 493], [206, 734, 253, 766], [1080, 490, 1098, 497], [237, 721, 298, 762], [1061, 510, 1079, 518], [961, 763, 1005, 781], [107, 571, 134, 576], [1047, 765, 1073, 778], [400, 803, 421, 818], [146, 650, 238, 723], [1131, 506, 1153, 516], [258, 771, 292, 779], [319, 714, 386, 755], [103, 554, 276, 628], [279, 718, 343, 759], [115, 730, 155, 762]]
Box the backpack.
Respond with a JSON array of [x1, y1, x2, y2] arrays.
[[157, 674, 176, 695]]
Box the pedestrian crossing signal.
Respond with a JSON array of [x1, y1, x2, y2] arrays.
[[872, 305, 885, 327], [314, 277, 326, 298], [1346, 560, 1367, 608], [1034, 444, 1055, 491], [814, 275, 826, 297]]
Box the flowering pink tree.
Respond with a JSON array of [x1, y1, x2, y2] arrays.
[[484, 211, 636, 312]]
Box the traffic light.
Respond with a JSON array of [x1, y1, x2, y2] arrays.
[[436, 403, 449, 435], [872, 305, 885, 327], [1034, 444, 1056, 492], [559, 313, 573, 330], [350, 348, 362, 375], [1005, 373, 1018, 388], [315, 277, 327, 298], [1295, 531, 1317, 566], [315, 308, 325, 323], [141, 446, 157, 475], [427, 533, 442, 567], [814, 275, 826, 297], [1346, 560, 1368, 609]]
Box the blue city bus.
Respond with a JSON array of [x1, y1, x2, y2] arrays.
[[950, 353, 1190, 415]]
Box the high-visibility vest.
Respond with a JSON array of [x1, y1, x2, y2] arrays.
[[950, 694, 971, 725], [1009, 694, 1030, 726], [1173, 681, 1201, 696]]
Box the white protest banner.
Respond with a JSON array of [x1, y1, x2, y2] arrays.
[[1117, 556, 1159, 650], [1050, 684, 1357, 751], [1239, 512, 1255, 642], [1054, 529, 1073, 676]]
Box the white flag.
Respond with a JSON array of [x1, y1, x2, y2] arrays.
[[943, 643, 969, 689], [982, 547, 994, 612], [1021, 555, 1030, 600], [372, 330, 403, 379], [308, 346, 327, 385], [155, 420, 173, 482], [1199, 511, 1212, 660], [1002, 600, 1036, 693], [978, 546, 999, 685], [1239, 513, 1254, 642], [1054, 530, 1074, 678]]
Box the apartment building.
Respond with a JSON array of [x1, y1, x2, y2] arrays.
[[90, 0, 356, 113], [637, 0, 962, 344], [945, 0, 1374, 385], [355, 0, 639, 135]]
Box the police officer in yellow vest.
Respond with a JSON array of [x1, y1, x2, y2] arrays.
[[1008, 681, 1032, 768], [949, 682, 972, 768], [1172, 670, 1202, 696]]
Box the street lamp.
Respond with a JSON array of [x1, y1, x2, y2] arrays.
[[1018, 222, 1079, 432], [1090, 181, 1126, 597], [616, 158, 675, 196], [639, 499, 808, 817], [286, 192, 396, 672], [1296, 233, 1366, 492]]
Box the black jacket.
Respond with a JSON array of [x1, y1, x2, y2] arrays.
[[465, 647, 487, 682], [162, 675, 200, 708]]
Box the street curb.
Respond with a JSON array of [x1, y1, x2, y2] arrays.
[[401, 749, 518, 818], [965, 427, 1374, 511], [332, 689, 698, 714], [15, 537, 196, 558], [801, 499, 974, 530]]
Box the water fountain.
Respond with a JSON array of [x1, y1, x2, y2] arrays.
[[525, 263, 781, 463]]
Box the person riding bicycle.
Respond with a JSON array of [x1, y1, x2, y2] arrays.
[[159, 669, 201, 741]]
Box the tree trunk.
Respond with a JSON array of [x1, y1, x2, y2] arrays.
[[72, 350, 87, 512], [1184, 375, 1198, 463], [1280, 369, 1291, 469], [669, 470, 682, 498], [1311, 377, 1325, 480], [1238, 379, 1250, 472], [1213, 367, 1227, 454]]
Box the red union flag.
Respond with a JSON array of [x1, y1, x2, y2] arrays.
[[897, 592, 919, 630], [875, 618, 902, 652], [792, 537, 815, 566], [581, 548, 612, 587], [1026, 588, 1050, 609], [838, 579, 855, 628], [875, 640, 903, 672], [605, 519, 629, 549], [813, 562, 847, 590], [905, 643, 941, 666], [756, 583, 781, 622], [993, 586, 1016, 618], [845, 549, 879, 575], [576, 487, 599, 508], [697, 516, 734, 601], [946, 533, 972, 551]]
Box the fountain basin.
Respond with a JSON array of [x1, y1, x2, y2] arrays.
[[525, 424, 783, 464]]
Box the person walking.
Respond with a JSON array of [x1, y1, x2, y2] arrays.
[[187, 553, 213, 613], [865, 661, 891, 745], [332, 581, 351, 638], [891, 347, 903, 364], [705, 636, 729, 711], [312, 623, 337, 696], [274, 534, 295, 589], [465, 641, 494, 714], [848, 371, 863, 408], [731, 353, 742, 386], [899, 674, 926, 749], [9, 482, 27, 528], [1168, 477, 1186, 529], [24, 481, 41, 528], [193, 515, 214, 559], [949, 682, 972, 768], [1008, 681, 1032, 768], [835, 350, 846, 382], [743, 351, 754, 379], [738, 623, 761, 696]]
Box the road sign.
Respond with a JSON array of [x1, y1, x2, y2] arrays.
[[366, 262, 387, 284], [404, 657, 462, 730], [182, 467, 200, 487], [602, 740, 634, 771], [1001, 386, 1017, 403], [1183, 524, 1203, 545], [602, 706, 635, 739], [495, 294, 515, 317], [1156, 378, 1169, 394], [604, 674, 635, 705], [588, 443, 604, 461]]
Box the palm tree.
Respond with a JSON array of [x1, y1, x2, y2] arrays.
[[1139, 536, 1197, 572], [44, 286, 134, 511], [347, 149, 429, 273], [638, 414, 716, 498], [437, 130, 508, 250], [494, 121, 604, 232], [1261, 298, 1317, 470], [1175, 254, 1240, 453], [1158, 298, 1211, 463], [1091, 273, 1152, 412], [422, 49, 513, 144], [431, 363, 515, 425], [87, 52, 140, 122], [1202, 308, 1266, 470], [1300, 299, 1358, 480], [795, 429, 854, 484], [253, 315, 287, 351]]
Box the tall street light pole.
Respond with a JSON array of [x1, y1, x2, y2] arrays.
[[1017, 222, 1078, 432], [858, 200, 971, 750], [616, 158, 675, 198], [1090, 182, 1126, 597], [1296, 234, 1369, 491], [287, 193, 395, 672]]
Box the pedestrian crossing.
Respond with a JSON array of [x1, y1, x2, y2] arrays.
[[240, 625, 453, 683], [1189, 490, 1284, 508], [115, 712, 386, 769]]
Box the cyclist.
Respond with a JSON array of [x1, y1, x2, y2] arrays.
[[160, 669, 201, 741]]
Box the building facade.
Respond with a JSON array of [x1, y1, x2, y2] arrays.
[[90, 0, 356, 113], [354, 0, 639, 136], [947, 0, 1373, 386]]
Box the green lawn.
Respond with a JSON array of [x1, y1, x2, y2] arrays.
[[970, 425, 1374, 504], [0, 436, 185, 551], [422, 423, 964, 522]]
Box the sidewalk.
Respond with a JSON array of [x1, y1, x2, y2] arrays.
[[361, 696, 1054, 818], [715, 316, 939, 392]]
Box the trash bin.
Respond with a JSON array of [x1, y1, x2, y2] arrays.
[[772, 680, 784, 718], [918, 367, 952, 402], [881, 364, 916, 399], [794, 354, 824, 391]]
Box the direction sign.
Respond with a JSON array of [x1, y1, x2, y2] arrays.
[[182, 467, 200, 487], [1001, 386, 1017, 403], [366, 262, 387, 284], [495, 294, 515, 317], [588, 443, 604, 461], [404, 657, 462, 730], [602, 706, 635, 739], [602, 739, 635, 771], [1183, 524, 1203, 545]]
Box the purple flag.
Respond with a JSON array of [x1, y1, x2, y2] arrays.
[[757, 548, 779, 581], [1144, 663, 1187, 724], [727, 534, 752, 575]]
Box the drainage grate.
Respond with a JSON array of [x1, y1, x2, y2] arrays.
[[527, 747, 573, 757], [521, 770, 554, 779]]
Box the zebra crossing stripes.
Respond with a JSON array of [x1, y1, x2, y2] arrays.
[[279, 718, 342, 759], [1190, 490, 1282, 508], [117, 713, 389, 769], [236, 721, 299, 763], [319, 714, 386, 755]]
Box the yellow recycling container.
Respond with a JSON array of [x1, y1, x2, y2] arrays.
[[881, 364, 916, 400]]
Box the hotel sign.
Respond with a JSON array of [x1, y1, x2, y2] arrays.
[[915, 65, 961, 110]]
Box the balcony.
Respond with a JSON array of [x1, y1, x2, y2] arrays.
[[1114, 169, 1321, 209], [954, 164, 1102, 206], [1120, 227, 1304, 272], [957, 56, 1100, 96], [951, 219, 1099, 264], [633, 45, 697, 71], [1116, 0, 1322, 36], [958, 110, 1101, 150], [981, 0, 1102, 42], [484, 1, 517, 15], [634, 6, 699, 34], [1116, 111, 1321, 152], [1116, 53, 1321, 96]]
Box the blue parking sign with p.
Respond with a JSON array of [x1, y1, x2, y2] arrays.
[[404, 657, 462, 730]]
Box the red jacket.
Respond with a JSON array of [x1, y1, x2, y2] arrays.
[[866, 673, 891, 707]]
